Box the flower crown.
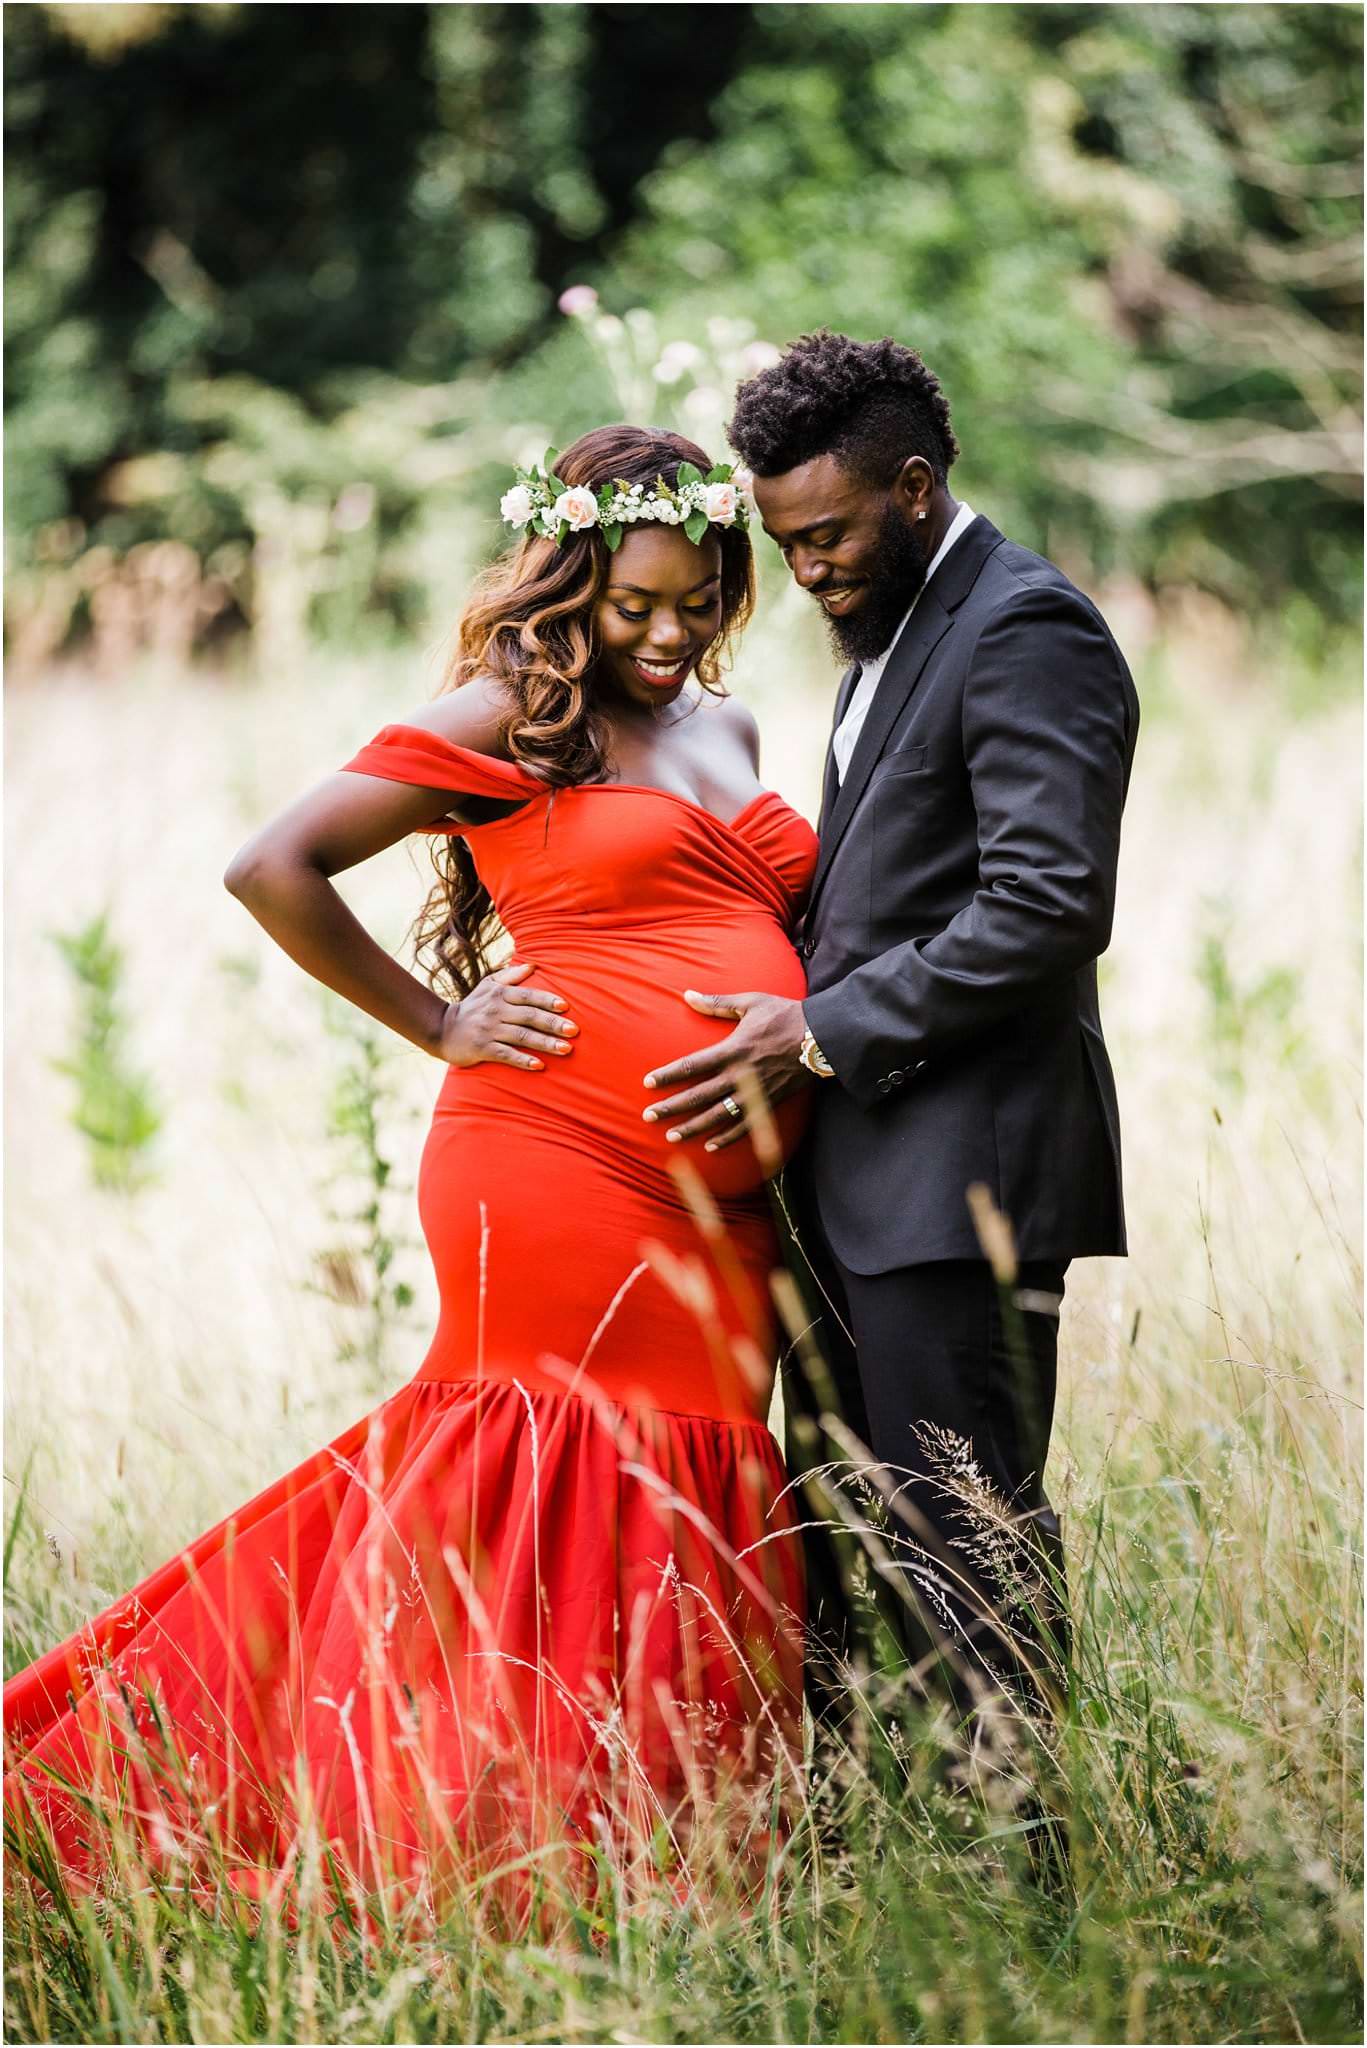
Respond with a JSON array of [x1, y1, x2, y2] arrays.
[[499, 450, 752, 552]]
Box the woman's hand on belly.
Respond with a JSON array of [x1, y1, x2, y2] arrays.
[[438, 959, 579, 1070]]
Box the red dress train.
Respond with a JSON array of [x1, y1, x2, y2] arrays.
[[3, 727, 819, 1909]]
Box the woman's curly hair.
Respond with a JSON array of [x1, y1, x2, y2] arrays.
[[413, 423, 754, 999], [727, 329, 959, 487]]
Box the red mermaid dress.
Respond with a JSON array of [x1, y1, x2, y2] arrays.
[[4, 724, 819, 1903]]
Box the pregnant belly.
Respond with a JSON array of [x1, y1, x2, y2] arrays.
[[434, 915, 811, 1201]]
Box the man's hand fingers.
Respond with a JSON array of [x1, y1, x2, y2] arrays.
[[682, 988, 749, 1018], [643, 1042, 733, 1093], [702, 1123, 749, 1152], [665, 1098, 749, 1144], [643, 1080, 734, 1126], [493, 958, 535, 982]]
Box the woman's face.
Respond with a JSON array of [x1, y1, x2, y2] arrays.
[[592, 524, 725, 711]]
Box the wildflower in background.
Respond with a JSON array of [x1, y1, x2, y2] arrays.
[[682, 386, 723, 425], [557, 285, 598, 317], [655, 340, 705, 386], [332, 483, 376, 533]]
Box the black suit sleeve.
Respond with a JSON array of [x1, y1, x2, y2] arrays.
[[801, 585, 1134, 1113]]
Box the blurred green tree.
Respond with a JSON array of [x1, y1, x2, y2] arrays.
[[604, 3, 1362, 622], [4, 2, 1360, 661]]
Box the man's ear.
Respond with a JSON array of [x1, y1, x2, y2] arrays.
[[892, 454, 935, 521]]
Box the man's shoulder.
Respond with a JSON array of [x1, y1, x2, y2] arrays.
[[967, 527, 1117, 641], [975, 528, 1082, 601]]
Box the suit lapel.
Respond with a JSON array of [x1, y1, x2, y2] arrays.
[[806, 515, 1006, 916]]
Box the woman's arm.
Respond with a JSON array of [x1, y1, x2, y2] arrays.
[[221, 683, 576, 1070]]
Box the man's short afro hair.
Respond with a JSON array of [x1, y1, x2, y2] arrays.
[[728, 330, 959, 488]]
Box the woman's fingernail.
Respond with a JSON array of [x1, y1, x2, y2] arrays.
[[643, 1108, 657, 1121], [704, 1141, 718, 1153], [666, 1129, 682, 1143], [643, 1073, 657, 1088]]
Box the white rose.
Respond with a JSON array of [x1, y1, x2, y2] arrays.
[[703, 481, 738, 526], [500, 484, 535, 526], [552, 487, 599, 533]]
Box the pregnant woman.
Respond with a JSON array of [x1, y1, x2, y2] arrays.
[[4, 426, 818, 1916]]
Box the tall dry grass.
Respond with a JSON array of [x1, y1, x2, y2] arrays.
[[3, 586, 1361, 2042]]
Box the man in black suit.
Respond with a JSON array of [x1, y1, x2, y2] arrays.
[[643, 331, 1139, 1749]]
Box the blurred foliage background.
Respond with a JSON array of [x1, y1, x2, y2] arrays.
[[5, 0, 1362, 672]]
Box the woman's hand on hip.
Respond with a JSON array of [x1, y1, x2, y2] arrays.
[[437, 959, 578, 1070]]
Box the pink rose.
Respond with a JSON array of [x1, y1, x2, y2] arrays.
[[552, 487, 599, 533], [703, 481, 738, 525]]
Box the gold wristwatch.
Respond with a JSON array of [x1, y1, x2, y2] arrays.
[[798, 1024, 835, 1079]]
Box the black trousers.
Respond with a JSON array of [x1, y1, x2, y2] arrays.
[[777, 1161, 1071, 1736]]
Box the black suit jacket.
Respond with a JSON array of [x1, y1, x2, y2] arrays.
[[793, 514, 1140, 1275]]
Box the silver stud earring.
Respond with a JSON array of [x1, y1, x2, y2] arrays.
[[917, 510, 927, 521]]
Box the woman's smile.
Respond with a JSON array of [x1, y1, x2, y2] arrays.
[[630, 652, 694, 689]]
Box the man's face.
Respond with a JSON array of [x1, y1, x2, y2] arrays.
[[754, 453, 932, 663]]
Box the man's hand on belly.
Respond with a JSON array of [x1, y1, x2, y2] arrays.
[[641, 992, 809, 1152]]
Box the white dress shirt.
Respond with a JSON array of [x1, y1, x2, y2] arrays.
[[832, 501, 977, 784]]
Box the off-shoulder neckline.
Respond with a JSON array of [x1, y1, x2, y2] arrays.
[[373, 723, 792, 838]]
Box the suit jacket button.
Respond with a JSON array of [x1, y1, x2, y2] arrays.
[[891, 1068, 905, 1083], [876, 1078, 891, 1095], [914, 1059, 928, 1074], [801, 936, 815, 958]]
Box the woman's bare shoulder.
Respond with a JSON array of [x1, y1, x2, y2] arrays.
[[389, 675, 518, 759], [703, 688, 761, 767]]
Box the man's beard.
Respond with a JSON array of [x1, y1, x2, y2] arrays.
[[821, 505, 930, 664]]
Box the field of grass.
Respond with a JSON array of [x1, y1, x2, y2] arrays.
[[3, 588, 1362, 2043]]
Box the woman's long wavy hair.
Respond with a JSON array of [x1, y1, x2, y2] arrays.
[[413, 424, 755, 998]]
